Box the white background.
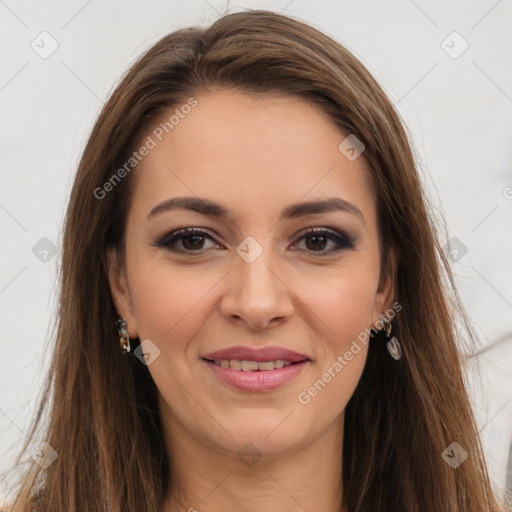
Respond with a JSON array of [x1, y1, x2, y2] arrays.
[[1, 0, 511, 505]]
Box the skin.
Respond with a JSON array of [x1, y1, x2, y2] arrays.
[[108, 89, 395, 512]]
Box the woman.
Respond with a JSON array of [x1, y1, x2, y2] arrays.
[[1, 9, 503, 512]]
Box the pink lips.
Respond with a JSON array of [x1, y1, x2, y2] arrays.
[[201, 345, 311, 392], [202, 346, 310, 363]]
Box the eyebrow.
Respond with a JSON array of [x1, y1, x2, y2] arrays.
[[147, 196, 365, 224]]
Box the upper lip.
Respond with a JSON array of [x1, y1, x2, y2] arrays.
[[201, 346, 310, 363]]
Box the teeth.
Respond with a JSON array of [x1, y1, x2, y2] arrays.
[[241, 360, 259, 371], [213, 359, 299, 371], [229, 359, 242, 370]]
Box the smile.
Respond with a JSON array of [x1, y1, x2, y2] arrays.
[[202, 358, 309, 391], [211, 359, 296, 371]]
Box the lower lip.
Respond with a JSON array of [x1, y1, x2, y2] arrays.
[[203, 360, 309, 391]]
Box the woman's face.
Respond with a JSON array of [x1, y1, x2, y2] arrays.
[[109, 89, 394, 459]]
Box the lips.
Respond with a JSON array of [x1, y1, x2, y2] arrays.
[[200, 346, 311, 391], [201, 346, 310, 364]]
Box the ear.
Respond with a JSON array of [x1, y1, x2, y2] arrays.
[[106, 247, 139, 339], [371, 248, 397, 328]]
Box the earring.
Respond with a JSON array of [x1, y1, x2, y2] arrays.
[[382, 318, 402, 361], [116, 318, 131, 353]]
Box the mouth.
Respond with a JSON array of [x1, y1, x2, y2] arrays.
[[201, 358, 304, 371], [200, 346, 311, 391], [201, 345, 311, 365]]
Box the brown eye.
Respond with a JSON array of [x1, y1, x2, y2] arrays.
[[181, 234, 206, 251], [304, 233, 329, 251], [293, 228, 354, 254], [152, 228, 221, 253]]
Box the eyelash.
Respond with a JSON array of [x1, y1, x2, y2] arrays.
[[151, 227, 354, 255]]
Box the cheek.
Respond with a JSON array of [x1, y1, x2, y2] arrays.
[[294, 265, 377, 407], [302, 263, 379, 348], [128, 259, 223, 351], [295, 277, 372, 420]]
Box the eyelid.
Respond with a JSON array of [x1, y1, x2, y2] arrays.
[[290, 226, 355, 252], [152, 227, 222, 250], [292, 226, 354, 245]]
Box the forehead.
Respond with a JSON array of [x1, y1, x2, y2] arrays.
[[130, 89, 376, 227]]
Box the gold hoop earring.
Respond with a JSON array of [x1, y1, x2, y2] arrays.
[[382, 318, 402, 361], [383, 318, 392, 338], [116, 318, 131, 353]]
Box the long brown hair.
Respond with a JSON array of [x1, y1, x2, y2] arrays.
[[1, 9, 503, 511]]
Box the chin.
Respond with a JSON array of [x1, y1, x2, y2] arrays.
[[208, 412, 312, 458]]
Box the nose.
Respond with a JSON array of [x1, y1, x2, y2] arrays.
[[219, 242, 295, 330]]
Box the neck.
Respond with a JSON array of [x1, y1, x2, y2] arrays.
[[161, 408, 346, 512]]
